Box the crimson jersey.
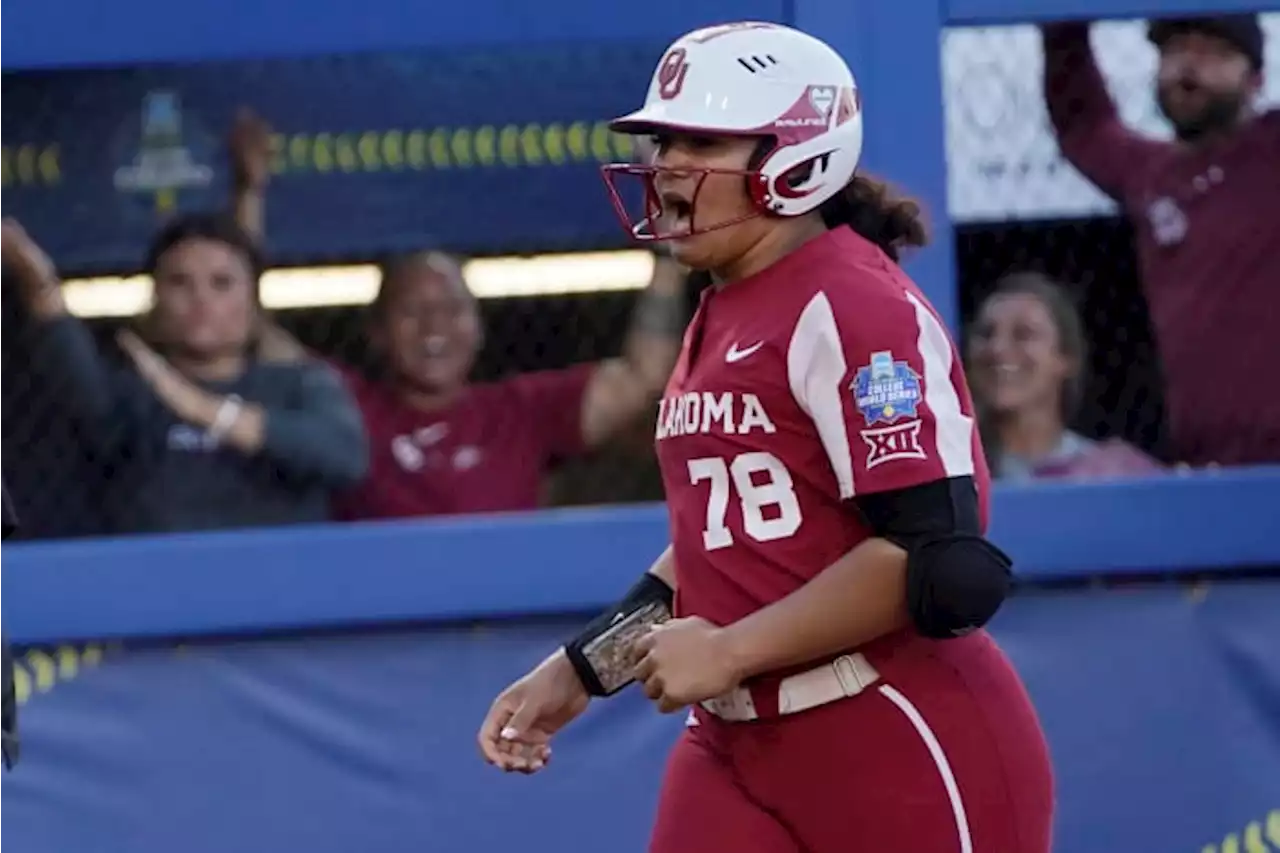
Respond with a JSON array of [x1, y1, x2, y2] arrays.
[[333, 364, 592, 519], [656, 228, 989, 629]]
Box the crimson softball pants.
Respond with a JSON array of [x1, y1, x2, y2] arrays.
[[648, 632, 1054, 853]]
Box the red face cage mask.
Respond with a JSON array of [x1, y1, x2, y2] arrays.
[[600, 161, 776, 243]]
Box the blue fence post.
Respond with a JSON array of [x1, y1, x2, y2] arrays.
[[792, 0, 959, 333]]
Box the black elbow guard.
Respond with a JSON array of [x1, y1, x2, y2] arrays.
[[564, 573, 674, 696], [905, 534, 1012, 639]]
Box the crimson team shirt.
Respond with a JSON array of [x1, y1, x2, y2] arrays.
[[1044, 24, 1280, 466], [333, 364, 593, 519], [655, 228, 988, 630]]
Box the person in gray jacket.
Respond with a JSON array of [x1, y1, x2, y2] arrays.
[[1, 215, 368, 535]]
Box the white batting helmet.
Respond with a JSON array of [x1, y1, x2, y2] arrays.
[[602, 21, 864, 240]]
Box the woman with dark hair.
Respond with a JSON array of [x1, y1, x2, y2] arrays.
[[480, 21, 1052, 853], [967, 272, 1160, 480], [0, 215, 367, 535]]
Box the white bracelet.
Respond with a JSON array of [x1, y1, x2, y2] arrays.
[[207, 394, 244, 444]]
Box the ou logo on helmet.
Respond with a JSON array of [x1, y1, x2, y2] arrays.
[[657, 48, 690, 100]]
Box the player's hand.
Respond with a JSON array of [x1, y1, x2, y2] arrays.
[[478, 649, 590, 774], [633, 616, 740, 714]]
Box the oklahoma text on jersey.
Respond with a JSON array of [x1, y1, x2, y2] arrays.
[[656, 391, 777, 440], [652, 228, 987, 631]]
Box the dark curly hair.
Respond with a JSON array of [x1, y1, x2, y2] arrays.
[[818, 174, 929, 262]]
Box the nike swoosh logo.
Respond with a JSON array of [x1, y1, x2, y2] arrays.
[[725, 341, 764, 363]]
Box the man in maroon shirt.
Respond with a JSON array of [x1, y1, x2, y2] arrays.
[[333, 251, 687, 518], [1042, 16, 1279, 466]]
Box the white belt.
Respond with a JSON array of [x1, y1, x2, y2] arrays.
[[700, 653, 881, 722]]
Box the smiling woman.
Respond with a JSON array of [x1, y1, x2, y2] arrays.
[[329, 249, 689, 519], [212, 113, 692, 522], [966, 271, 1160, 481]]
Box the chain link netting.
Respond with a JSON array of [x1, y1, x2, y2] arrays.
[[1, 256, 678, 539], [947, 15, 1278, 470], [3, 15, 1276, 539], [0, 40, 676, 538]]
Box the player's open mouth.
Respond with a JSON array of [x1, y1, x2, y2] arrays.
[[659, 192, 694, 234]]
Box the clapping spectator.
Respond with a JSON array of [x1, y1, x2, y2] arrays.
[[223, 111, 690, 519], [1042, 16, 1279, 466], [968, 273, 1160, 481], [0, 216, 368, 534], [333, 250, 687, 519]]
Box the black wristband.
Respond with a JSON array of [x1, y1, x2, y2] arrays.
[[564, 573, 674, 697]]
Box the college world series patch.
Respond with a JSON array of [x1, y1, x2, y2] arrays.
[[851, 351, 922, 425]]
